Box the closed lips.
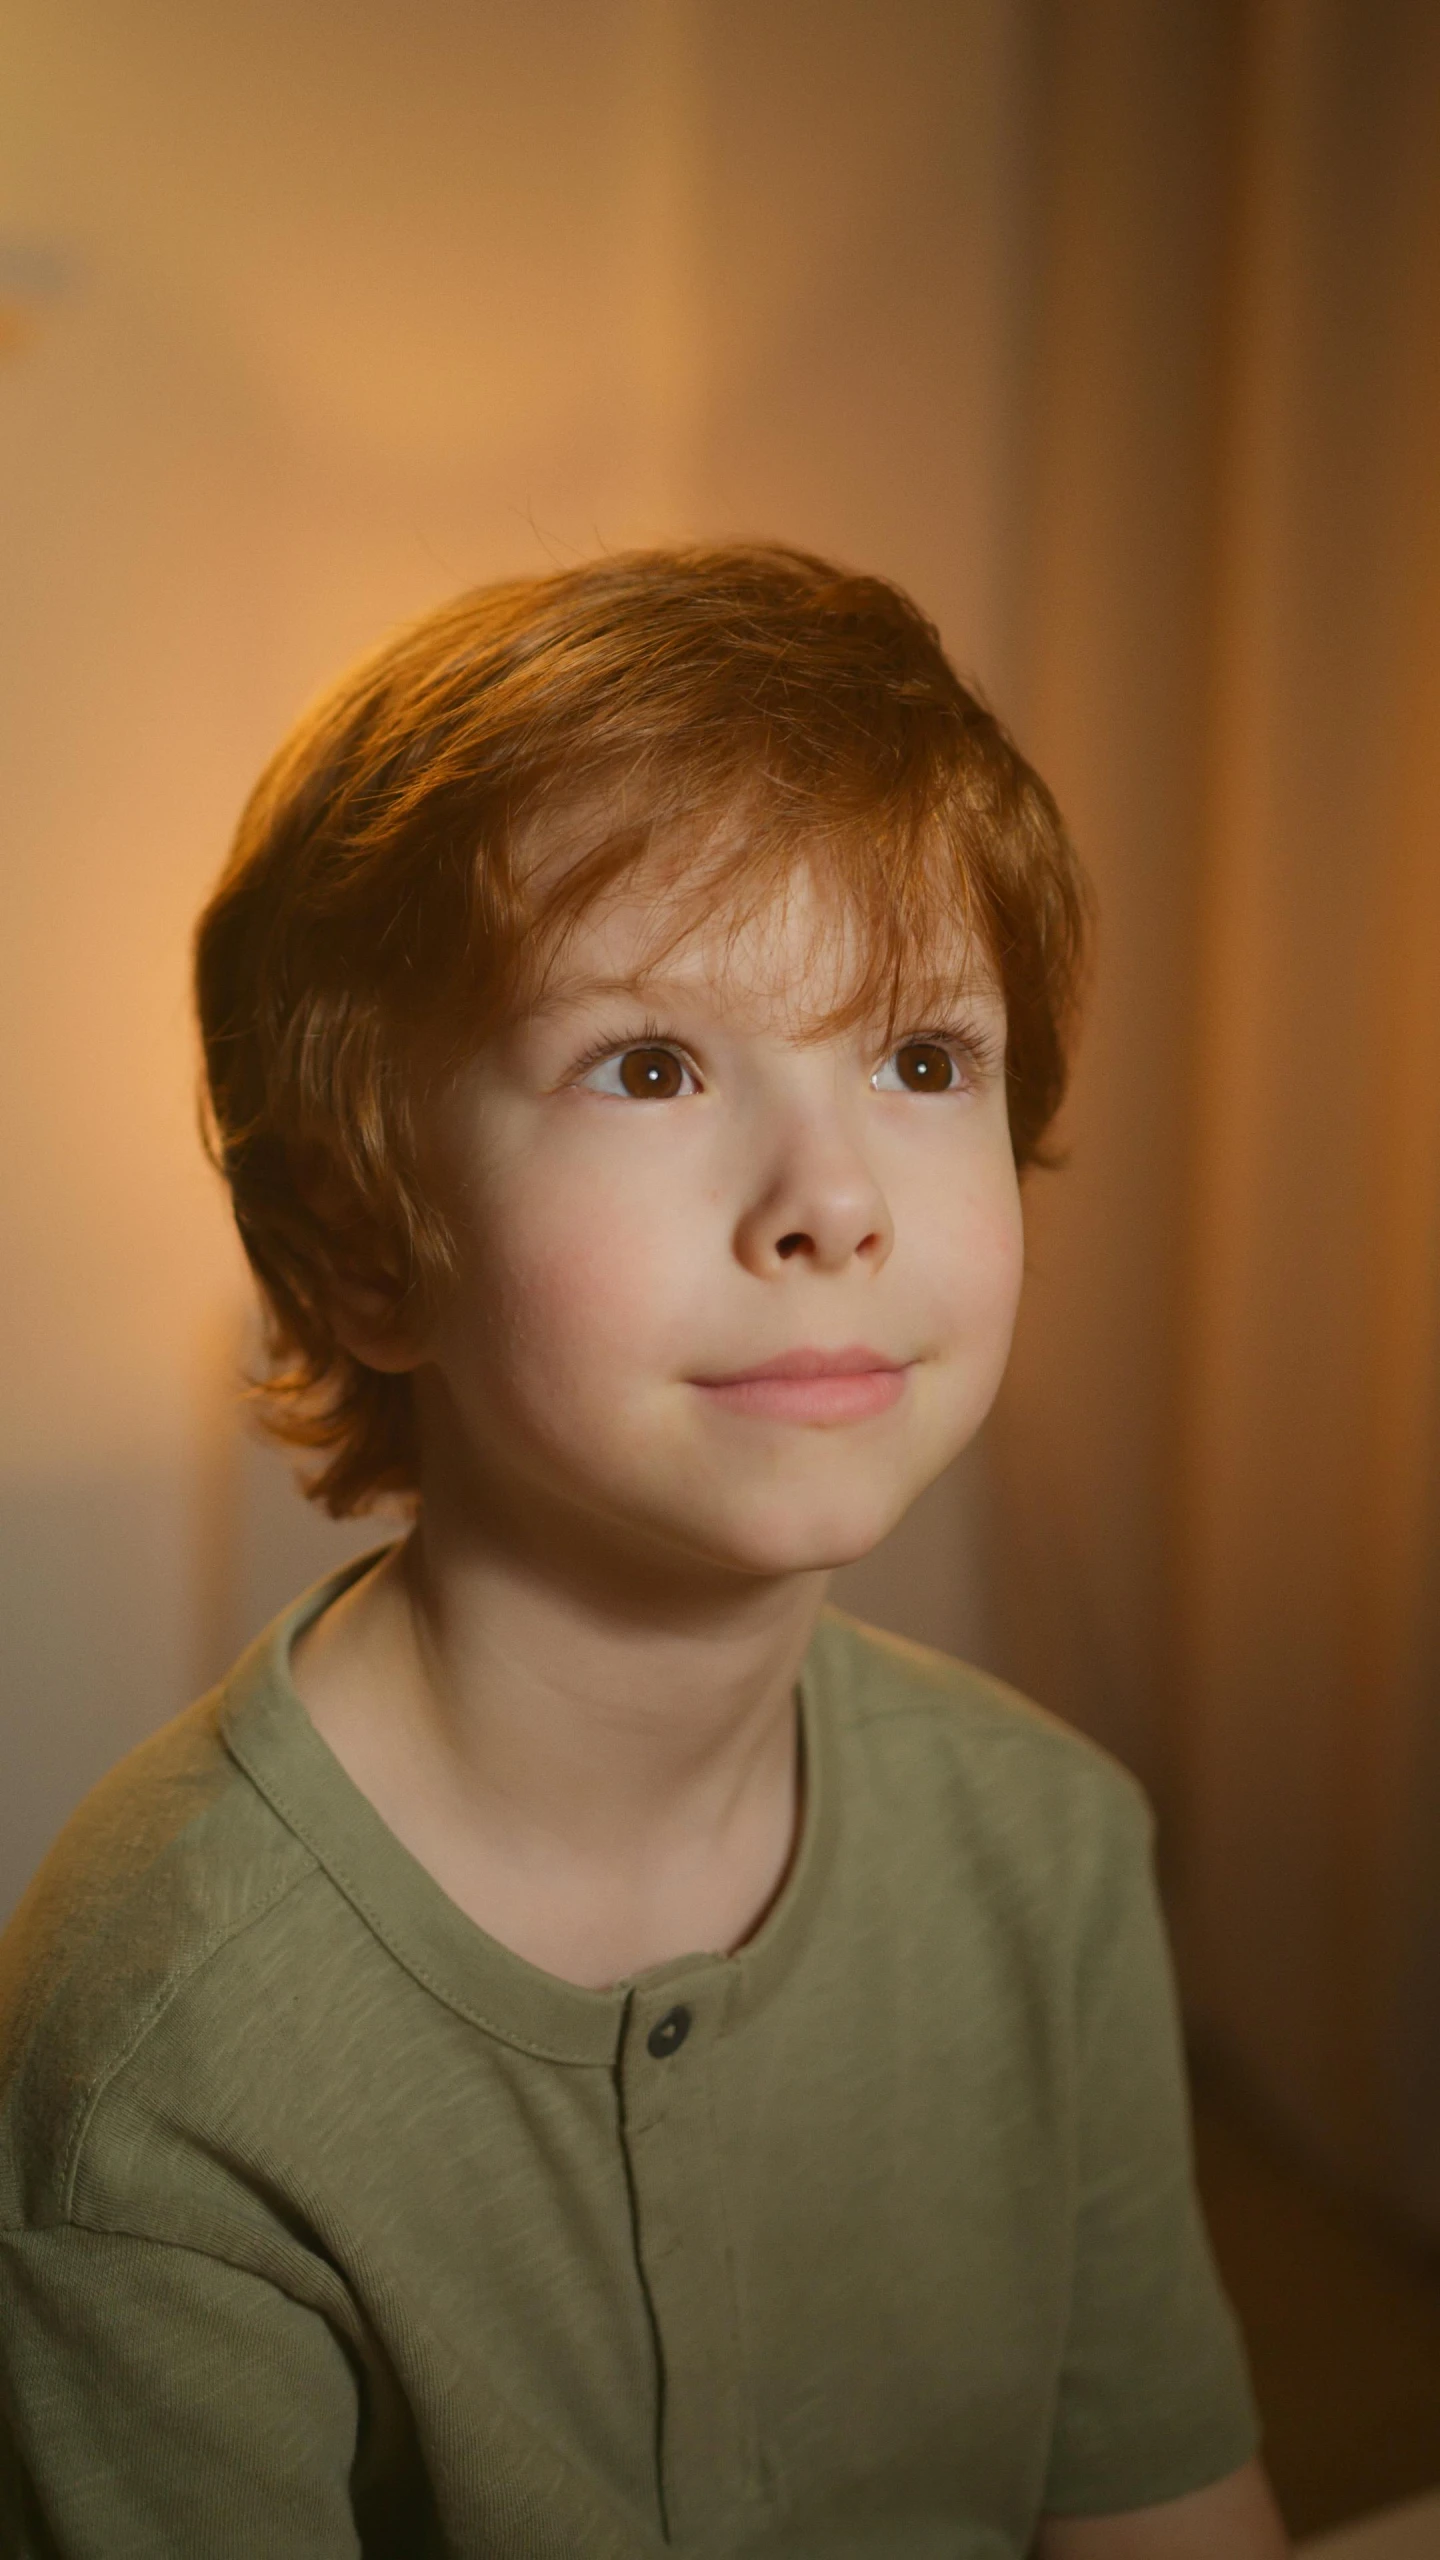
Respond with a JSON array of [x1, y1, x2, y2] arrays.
[[691, 1348, 911, 1422]]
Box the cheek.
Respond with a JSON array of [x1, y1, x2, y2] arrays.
[[905, 1145, 1025, 1337], [451, 1150, 695, 1409], [978, 1181, 1027, 1323]]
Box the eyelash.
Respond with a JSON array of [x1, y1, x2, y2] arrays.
[[569, 1020, 1001, 1092], [568, 1020, 691, 1084], [884, 1023, 1003, 1089]]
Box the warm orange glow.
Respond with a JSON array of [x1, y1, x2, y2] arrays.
[[3, 0, 1438, 2249]]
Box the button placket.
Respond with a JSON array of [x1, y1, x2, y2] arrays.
[[618, 1974, 764, 2543]]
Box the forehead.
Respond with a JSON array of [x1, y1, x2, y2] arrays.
[[534, 880, 995, 1031], [517, 821, 999, 1035]]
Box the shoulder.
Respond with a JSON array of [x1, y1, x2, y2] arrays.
[[0, 1677, 315, 2231], [806, 1606, 1153, 1905]]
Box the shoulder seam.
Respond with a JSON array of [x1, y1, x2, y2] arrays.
[[57, 1865, 315, 2217], [847, 1693, 1151, 1811], [853, 1694, 1095, 1737]]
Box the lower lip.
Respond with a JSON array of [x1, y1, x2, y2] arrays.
[[693, 1369, 910, 1422]]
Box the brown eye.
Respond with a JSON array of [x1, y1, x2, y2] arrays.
[[618, 1046, 686, 1099], [886, 1040, 956, 1093]]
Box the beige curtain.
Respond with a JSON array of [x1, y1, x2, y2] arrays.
[[990, 0, 1440, 2233]]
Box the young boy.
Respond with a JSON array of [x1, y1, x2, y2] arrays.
[[0, 547, 1287, 2556]]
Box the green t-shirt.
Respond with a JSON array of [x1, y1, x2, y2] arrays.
[[0, 1557, 1256, 2557]]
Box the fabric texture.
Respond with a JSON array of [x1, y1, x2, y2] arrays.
[[0, 1557, 1258, 2556]]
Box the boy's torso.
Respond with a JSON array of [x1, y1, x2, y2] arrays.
[[0, 1574, 1252, 2558]]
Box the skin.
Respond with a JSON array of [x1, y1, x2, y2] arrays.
[[292, 871, 1290, 2559], [1035, 2464, 1290, 2557]]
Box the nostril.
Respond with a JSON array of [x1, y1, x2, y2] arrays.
[[776, 1232, 810, 1260]]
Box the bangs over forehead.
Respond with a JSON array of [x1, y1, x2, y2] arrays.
[[514, 790, 991, 1041], [458, 555, 1045, 1045]]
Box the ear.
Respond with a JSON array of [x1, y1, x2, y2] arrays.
[[325, 1263, 431, 1377], [293, 1146, 433, 1377]]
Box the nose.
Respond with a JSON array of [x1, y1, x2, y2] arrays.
[[732, 1110, 894, 1279]]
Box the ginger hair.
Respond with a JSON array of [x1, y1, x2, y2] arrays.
[[195, 543, 1090, 1516]]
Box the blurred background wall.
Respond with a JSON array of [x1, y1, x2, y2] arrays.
[[2, 0, 1437, 2253]]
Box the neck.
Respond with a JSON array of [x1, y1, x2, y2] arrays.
[[291, 1475, 826, 1984], [399, 1494, 824, 1842]]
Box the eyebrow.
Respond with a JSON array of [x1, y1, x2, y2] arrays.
[[529, 962, 1003, 1015], [526, 972, 701, 1019], [535, 960, 978, 1011], [517, 967, 1009, 1049]]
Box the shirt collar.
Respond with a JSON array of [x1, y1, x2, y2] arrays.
[[219, 1551, 839, 2069]]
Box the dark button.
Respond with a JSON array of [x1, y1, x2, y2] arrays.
[[646, 2005, 692, 2059]]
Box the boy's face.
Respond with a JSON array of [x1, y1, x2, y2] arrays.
[[405, 871, 1024, 1586]]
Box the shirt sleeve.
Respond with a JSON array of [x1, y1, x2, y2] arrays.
[[1040, 1792, 1262, 2516], [0, 2226, 365, 2558]]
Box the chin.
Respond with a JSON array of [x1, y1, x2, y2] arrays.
[[696, 1485, 917, 1581]]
